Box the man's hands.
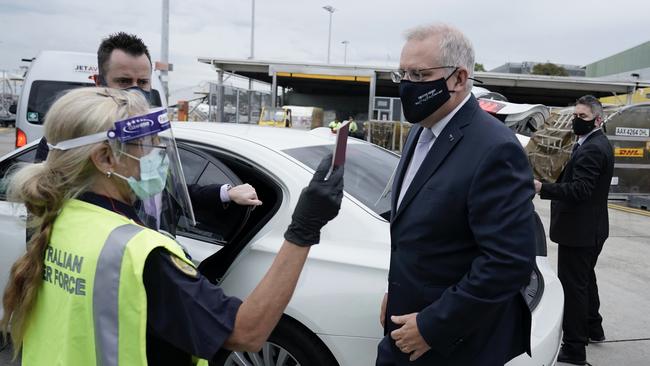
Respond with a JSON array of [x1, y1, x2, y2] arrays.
[[391, 313, 431, 361], [534, 179, 542, 194], [380, 292, 387, 328], [228, 183, 263, 206], [284, 155, 344, 246]]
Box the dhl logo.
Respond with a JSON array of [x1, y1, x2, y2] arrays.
[[615, 148, 644, 158]]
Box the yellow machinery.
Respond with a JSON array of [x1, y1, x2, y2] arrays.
[[258, 107, 292, 127], [600, 88, 650, 105]]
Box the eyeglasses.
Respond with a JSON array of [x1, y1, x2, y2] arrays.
[[391, 66, 456, 83], [124, 140, 167, 155], [125, 142, 166, 150]]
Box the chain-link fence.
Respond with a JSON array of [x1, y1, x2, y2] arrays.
[[207, 83, 271, 124], [366, 120, 412, 153]]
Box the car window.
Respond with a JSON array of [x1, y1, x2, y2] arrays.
[[0, 147, 37, 199], [197, 163, 232, 187], [178, 147, 208, 184], [27, 81, 94, 125], [176, 146, 244, 245], [283, 143, 399, 216]]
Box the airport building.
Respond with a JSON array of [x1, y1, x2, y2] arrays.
[[196, 57, 648, 124], [586, 41, 650, 80], [490, 62, 586, 77]]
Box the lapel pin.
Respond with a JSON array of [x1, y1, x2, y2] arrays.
[[449, 134, 454, 142]]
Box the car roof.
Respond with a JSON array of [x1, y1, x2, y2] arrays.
[[172, 122, 367, 151]]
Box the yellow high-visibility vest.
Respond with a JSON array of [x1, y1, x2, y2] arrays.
[[22, 199, 205, 366]]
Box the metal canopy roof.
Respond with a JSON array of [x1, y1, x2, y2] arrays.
[[198, 57, 650, 106]]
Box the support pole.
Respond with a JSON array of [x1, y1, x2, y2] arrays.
[[249, 78, 254, 124], [161, 0, 170, 102], [627, 86, 634, 105], [217, 70, 224, 122], [327, 12, 332, 63], [249, 0, 255, 59], [236, 90, 240, 124], [271, 72, 278, 108], [367, 72, 376, 142], [322, 6, 335, 64]]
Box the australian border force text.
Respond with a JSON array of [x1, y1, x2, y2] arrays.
[[43, 247, 86, 296]]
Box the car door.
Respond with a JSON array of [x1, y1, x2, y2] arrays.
[[0, 146, 36, 320], [174, 142, 250, 266]]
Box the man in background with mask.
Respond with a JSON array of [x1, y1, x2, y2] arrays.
[[36, 32, 260, 218], [377, 23, 536, 366], [534, 95, 614, 365]]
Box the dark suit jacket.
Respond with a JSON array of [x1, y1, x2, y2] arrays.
[[540, 130, 614, 247], [385, 96, 536, 366]]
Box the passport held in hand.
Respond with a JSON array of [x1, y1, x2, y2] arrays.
[[326, 119, 350, 180]]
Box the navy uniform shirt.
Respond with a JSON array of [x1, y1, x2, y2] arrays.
[[79, 192, 242, 365]]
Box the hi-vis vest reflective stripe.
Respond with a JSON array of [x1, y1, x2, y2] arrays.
[[22, 199, 206, 366], [94, 224, 149, 365]]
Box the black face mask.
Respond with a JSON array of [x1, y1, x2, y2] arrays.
[[123, 85, 153, 105], [398, 69, 457, 123], [572, 117, 596, 136]]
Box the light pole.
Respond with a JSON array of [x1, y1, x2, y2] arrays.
[[322, 5, 335, 64], [249, 0, 255, 59], [341, 40, 349, 64], [161, 0, 170, 101]]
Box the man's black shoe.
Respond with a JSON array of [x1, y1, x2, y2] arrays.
[[557, 346, 587, 365], [589, 334, 606, 343]]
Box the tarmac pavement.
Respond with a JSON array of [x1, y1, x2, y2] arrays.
[[0, 127, 649, 365], [537, 197, 650, 366]]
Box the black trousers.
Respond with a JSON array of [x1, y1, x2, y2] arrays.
[[557, 242, 605, 353], [376, 336, 395, 366]]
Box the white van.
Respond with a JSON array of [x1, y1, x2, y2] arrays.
[[14, 50, 166, 148]]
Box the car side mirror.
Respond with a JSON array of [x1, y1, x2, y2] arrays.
[[9, 104, 17, 114]]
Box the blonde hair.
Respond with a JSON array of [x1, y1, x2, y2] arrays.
[[1, 87, 149, 357]]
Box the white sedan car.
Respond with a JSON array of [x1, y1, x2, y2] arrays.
[[0, 123, 562, 366]]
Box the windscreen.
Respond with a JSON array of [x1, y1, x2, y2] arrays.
[[27, 80, 94, 125], [284, 143, 399, 216]]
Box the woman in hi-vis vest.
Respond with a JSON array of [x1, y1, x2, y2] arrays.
[[1, 87, 343, 365]]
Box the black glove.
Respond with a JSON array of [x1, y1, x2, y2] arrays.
[[284, 155, 344, 246]]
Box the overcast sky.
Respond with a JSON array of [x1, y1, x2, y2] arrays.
[[1, 0, 649, 96]]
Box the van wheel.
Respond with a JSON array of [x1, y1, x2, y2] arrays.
[[212, 316, 338, 366]]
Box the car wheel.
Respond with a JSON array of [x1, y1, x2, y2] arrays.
[[212, 316, 338, 366]]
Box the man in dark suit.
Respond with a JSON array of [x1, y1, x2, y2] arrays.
[[535, 95, 614, 365], [376, 23, 536, 366]]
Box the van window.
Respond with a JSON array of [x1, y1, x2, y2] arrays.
[[27, 80, 94, 124]]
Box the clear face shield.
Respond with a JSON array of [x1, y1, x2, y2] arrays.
[[48, 108, 196, 231]]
